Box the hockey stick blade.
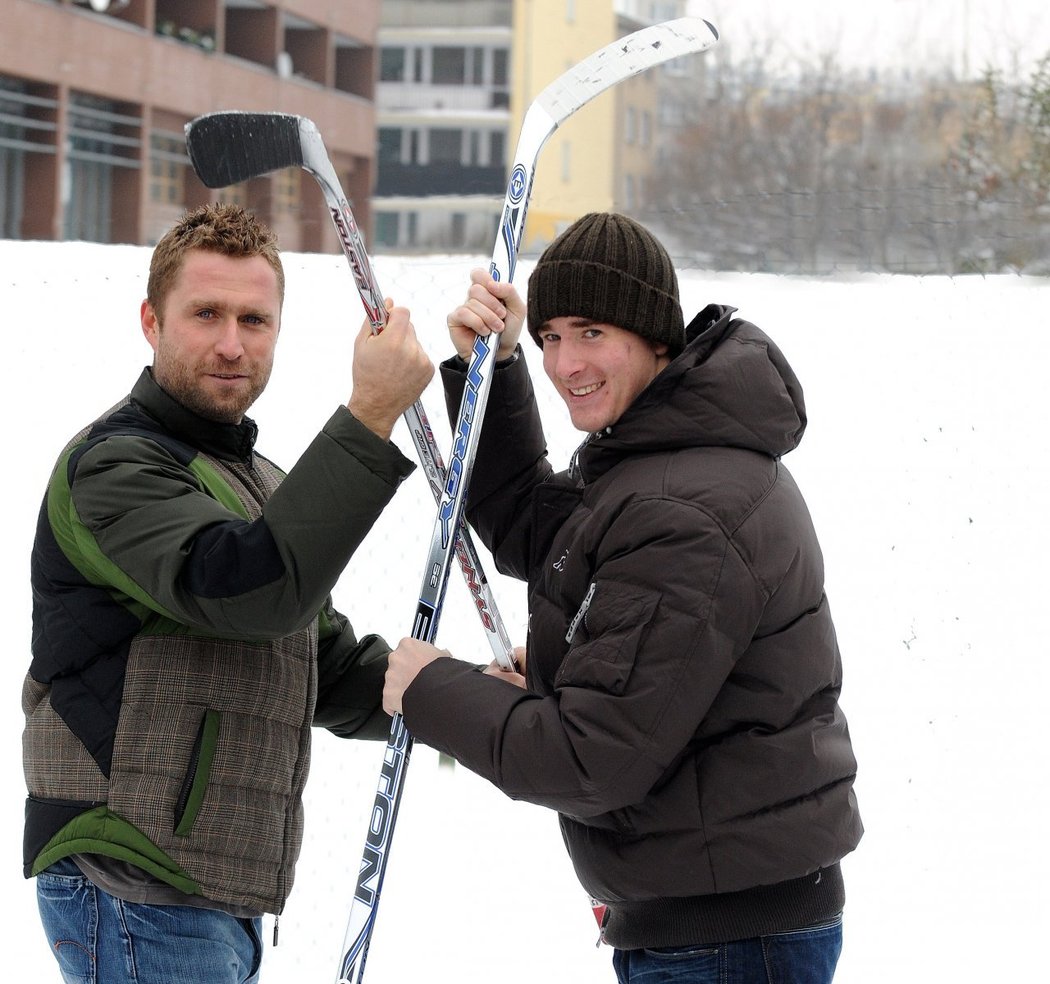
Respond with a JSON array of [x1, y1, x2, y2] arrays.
[[335, 16, 719, 984], [185, 112, 304, 188], [538, 16, 717, 129]]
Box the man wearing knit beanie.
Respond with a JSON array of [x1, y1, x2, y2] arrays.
[[526, 211, 686, 356], [386, 214, 861, 984]]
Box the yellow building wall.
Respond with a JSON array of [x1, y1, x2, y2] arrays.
[[512, 0, 616, 250], [511, 1, 664, 252]]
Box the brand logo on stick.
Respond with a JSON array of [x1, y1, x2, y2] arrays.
[[438, 345, 485, 548]]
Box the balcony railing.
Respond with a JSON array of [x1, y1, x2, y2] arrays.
[[380, 0, 512, 30], [375, 162, 505, 196]]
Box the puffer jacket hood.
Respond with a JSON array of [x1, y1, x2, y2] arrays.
[[577, 304, 807, 483]]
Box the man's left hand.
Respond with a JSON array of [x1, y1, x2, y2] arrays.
[[383, 637, 447, 716]]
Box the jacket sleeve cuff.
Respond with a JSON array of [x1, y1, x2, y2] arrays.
[[440, 344, 525, 421], [325, 405, 416, 488], [402, 657, 534, 780]]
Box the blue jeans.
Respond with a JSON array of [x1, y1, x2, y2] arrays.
[[36, 859, 262, 984], [612, 914, 843, 984]]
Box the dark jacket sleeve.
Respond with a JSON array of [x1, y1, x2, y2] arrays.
[[64, 406, 415, 639], [402, 496, 766, 819], [313, 598, 393, 740], [440, 350, 552, 580]]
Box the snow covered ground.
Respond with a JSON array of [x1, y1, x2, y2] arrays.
[[2, 240, 1047, 982]]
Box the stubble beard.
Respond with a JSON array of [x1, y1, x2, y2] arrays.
[[155, 357, 271, 424]]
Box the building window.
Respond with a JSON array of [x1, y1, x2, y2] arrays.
[[429, 129, 462, 165], [380, 47, 406, 82], [0, 78, 30, 238], [378, 128, 402, 164], [66, 154, 112, 242], [223, 184, 249, 206], [375, 211, 399, 248], [274, 166, 300, 214], [490, 131, 505, 168], [470, 47, 484, 85], [432, 47, 466, 85], [65, 93, 140, 242], [492, 49, 508, 87], [149, 131, 184, 205], [451, 212, 466, 247], [0, 141, 23, 238]]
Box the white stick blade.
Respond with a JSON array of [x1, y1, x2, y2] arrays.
[[536, 16, 719, 125]]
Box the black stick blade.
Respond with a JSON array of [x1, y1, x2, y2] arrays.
[[185, 112, 305, 188]]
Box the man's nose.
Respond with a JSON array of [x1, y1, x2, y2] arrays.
[[554, 339, 584, 379], [214, 318, 244, 360]]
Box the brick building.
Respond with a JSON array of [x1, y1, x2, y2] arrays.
[[0, 0, 379, 249]]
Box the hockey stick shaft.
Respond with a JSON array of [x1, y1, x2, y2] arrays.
[[336, 16, 719, 983], [302, 147, 516, 668], [184, 112, 515, 669]]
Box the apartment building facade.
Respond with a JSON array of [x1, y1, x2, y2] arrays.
[[0, 0, 379, 250], [372, 0, 696, 254], [372, 0, 512, 252]]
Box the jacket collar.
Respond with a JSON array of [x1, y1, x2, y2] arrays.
[[130, 368, 259, 463], [573, 304, 807, 484]]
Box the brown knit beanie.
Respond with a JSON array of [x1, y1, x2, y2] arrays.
[[526, 212, 685, 355]]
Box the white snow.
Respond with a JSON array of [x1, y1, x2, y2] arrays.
[[2, 240, 1047, 982]]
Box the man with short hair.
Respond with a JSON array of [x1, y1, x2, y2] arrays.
[[384, 212, 862, 984], [24, 202, 434, 983]]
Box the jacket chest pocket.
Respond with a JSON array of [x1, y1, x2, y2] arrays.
[[553, 580, 660, 696]]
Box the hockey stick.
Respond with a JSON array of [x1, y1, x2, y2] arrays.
[[184, 111, 515, 670], [335, 16, 719, 984]]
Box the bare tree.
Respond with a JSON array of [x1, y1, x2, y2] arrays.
[[647, 47, 1050, 275]]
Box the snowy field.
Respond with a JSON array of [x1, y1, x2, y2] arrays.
[[2, 240, 1047, 982]]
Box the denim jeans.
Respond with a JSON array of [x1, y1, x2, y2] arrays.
[[612, 914, 843, 984], [36, 859, 262, 984]]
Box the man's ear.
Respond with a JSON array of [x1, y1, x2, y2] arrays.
[[141, 299, 160, 353]]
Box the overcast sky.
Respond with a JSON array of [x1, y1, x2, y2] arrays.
[[689, 0, 1050, 78]]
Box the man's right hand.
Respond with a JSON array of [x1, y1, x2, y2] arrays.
[[347, 301, 434, 441], [446, 268, 526, 362]]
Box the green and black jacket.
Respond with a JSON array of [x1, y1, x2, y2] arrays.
[[24, 369, 414, 913]]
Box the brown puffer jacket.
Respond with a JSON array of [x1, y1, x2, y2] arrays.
[[410, 304, 862, 948]]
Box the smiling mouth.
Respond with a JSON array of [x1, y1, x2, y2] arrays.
[[569, 382, 603, 397]]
